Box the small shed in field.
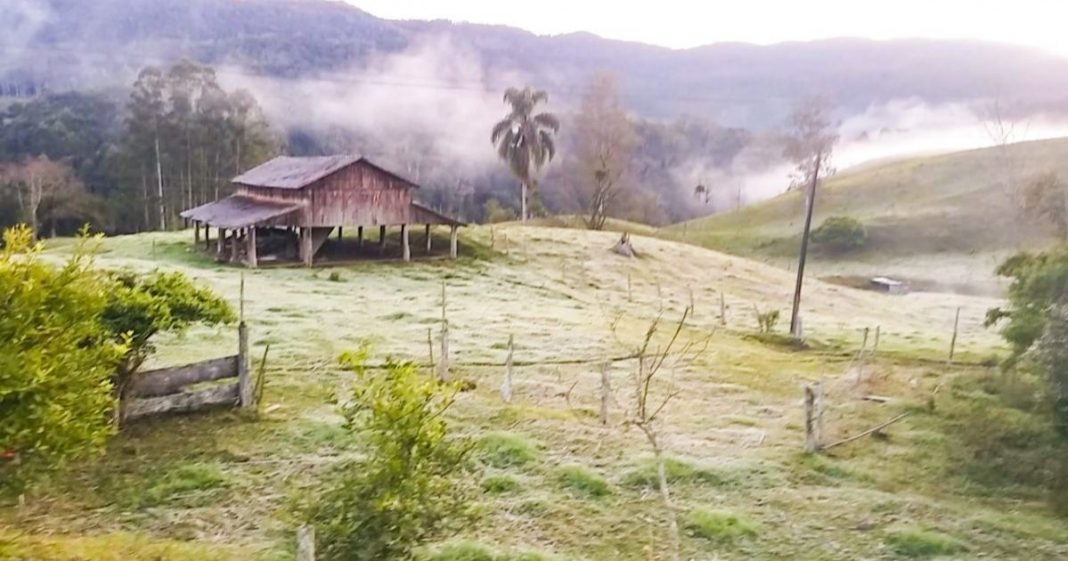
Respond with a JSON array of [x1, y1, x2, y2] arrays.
[[180, 155, 464, 267]]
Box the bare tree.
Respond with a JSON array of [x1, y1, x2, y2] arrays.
[[623, 306, 709, 561], [783, 97, 838, 338], [1, 156, 92, 238], [567, 73, 637, 230], [1021, 171, 1068, 242], [980, 99, 1030, 210]]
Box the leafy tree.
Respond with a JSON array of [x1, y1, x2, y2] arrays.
[[491, 87, 560, 222], [566, 73, 637, 230], [0, 226, 126, 492], [985, 249, 1068, 360], [307, 351, 476, 561], [1020, 171, 1068, 242], [101, 270, 235, 399], [811, 215, 866, 252], [0, 156, 103, 238], [481, 197, 515, 224], [1039, 305, 1068, 437]]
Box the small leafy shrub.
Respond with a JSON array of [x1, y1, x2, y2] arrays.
[[884, 529, 965, 557], [478, 432, 538, 468], [481, 474, 522, 494], [142, 463, 228, 506], [685, 509, 759, 543], [306, 351, 476, 561], [811, 215, 866, 252], [622, 457, 729, 488], [328, 271, 343, 282], [557, 465, 610, 497], [753, 307, 780, 334]]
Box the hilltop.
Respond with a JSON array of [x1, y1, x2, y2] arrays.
[[3, 226, 1066, 560], [664, 137, 1068, 294]]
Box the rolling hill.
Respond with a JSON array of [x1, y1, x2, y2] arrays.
[[664, 137, 1068, 294], [3, 225, 1066, 560]]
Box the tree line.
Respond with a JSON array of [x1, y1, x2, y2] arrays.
[[0, 59, 277, 237]]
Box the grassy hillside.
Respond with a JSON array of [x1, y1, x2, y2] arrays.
[[2, 226, 1066, 560], [665, 138, 1068, 294]]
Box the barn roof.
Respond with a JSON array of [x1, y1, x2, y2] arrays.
[[232, 155, 419, 190], [180, 195, 303, 229]]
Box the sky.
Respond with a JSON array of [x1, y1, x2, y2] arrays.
[[347, 0, 1068, 56]]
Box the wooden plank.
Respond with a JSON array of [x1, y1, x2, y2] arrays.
[[123, 383, 239, 421], [127, 356, 240, 398], [238, 322, 253, 408]]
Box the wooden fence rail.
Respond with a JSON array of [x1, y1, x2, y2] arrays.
[[122, 323, 254, 422]]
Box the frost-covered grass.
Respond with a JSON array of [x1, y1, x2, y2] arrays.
[[5, 226, 1064, 560]]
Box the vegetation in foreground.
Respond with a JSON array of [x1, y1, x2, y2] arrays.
[[1, 226, 1066, 561]]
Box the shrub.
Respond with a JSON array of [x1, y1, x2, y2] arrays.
[[1039, 306, 1068, 437], [328, 271, 343, 282], [753, 307, 780, 334], [478, 432, 539, 468], [0, 226, 126, 492], [884, 529, 965, 557], [685, 509, 759, 543], [426, 541, 496, 561], [556, 465, 610, 497], [811, 216, 866, 252], [306, 351, 477, 561]]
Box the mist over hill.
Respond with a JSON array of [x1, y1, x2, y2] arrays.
[[8, 0, 1068, 125]]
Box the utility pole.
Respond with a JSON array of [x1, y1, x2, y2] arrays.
[[789, 153, 822, 338]]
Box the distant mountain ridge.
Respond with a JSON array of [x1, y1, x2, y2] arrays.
[[7, 0, 1068, 127]]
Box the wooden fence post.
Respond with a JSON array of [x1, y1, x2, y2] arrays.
[[627, 273, 632, 302], [804, 384, 820, 453], [238, 322, 253, 408], [501, 334, 514, 402], [297, 525, 315, 561], [600, 362, 611, 425], [949, 307, 961, 363], [426, 327, 434, 373], [719, 292, 727, 326], [855, 327, 870, 385], [438, 319, 450, 382], [872, 325, 881, 360]]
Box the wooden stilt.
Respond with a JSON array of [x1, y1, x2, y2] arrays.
[[425, 224, 432, 253], [217, 228, 226, 255], [194, 221, 201, 244], [379, 225, 386, 255], [357, 226, 363, 248], [449, 226, 458, 259], [247, 226, 257, 268], [301, 227, 313, 267], [230, 229, 239, 263], [337, 226, 343, 240], [204, 224, 211, 250], [401, 224, 410, 262]]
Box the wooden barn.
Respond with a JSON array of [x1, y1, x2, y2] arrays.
[[180, 155, 464, 267]]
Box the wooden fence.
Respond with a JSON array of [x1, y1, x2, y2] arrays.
[[122, 323, 254, 422]]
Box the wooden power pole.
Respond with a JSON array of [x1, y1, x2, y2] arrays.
[[789, 154, 822, 338]]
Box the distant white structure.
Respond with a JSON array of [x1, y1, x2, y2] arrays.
[[870, 276, 909, 295]]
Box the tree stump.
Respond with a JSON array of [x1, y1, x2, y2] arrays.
[[611, 232, 636, 258]]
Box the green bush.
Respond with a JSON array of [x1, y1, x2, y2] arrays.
[[478, 432, 539, 468], [426, 541, 496, 561], [556, 465, 610, 497], [0, 226, 126, 492], [811, 215, 866, 252], [884, 529, 966, 557], [306, 352, 477, 561], [754, 307, 780, 334], [685, 509, 759, 543]]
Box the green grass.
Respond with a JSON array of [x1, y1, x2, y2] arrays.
[[621, 457, 731, 488], [478, 432, 539, 468], [884, 529, 967, 557], [684, 509, 759, 543], [556, 465, 610, 497], [138, 462, 229, 507], [481, 474, 522, 494], [663, 137, 1068, 294]]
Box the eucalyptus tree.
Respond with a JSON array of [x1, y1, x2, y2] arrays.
[[491, 87, 560, 221]]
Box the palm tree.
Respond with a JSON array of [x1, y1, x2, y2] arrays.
[[491, 87, 560, 222]]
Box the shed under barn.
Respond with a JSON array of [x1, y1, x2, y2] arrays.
[[181, 155, 465, 267]]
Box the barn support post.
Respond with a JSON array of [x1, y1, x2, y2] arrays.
[[238, 321, 254, 408], [204, 225, 211, 250], [401, 224, 411, 262], [194, 221, 201, 244], [217, 228, 226, 255], [247, 227, 258, 268], [357, 226, 363, 248], [379, 225, 386, 247], [449, 226, 458, 259], [425, 224, 432, 254], [337, 226, 343, 240], [300, 227, 313, 267], [230, 229, 240, 263]]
